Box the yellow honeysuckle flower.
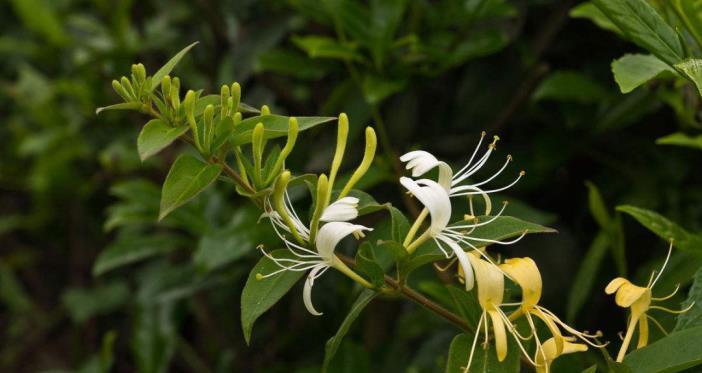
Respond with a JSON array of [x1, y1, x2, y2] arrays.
[[500, 257, 604, 372], [463, 253, 538, 372], [534, 337, 588, 373], [606, 242, 694, 362]]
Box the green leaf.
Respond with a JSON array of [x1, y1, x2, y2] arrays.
[[150, 42, 199, 93], [192, 208, 257, 273], [570, 2, 623, 35], [592, 0, 685, 66], [241, 249, 305, 345], [137, 120, 189, 161], [387, 205, 410, 243], [623, 326, 702, 373], [445, 333, 520, 373], [670, 0, 702, 52], [457, 215, 557, 241], [92, 235, 184, 276], [581, 365, 598, 373], [533, 70, 609, 103], [657, 132, 702, 150], [211, 116, 235, 152], [159, 154, 222, 220], [362, 74, 407, 105], [9, 0, 68, 46], [675, 266, 702, 331], [354, 242, 385, 287], [566, 231, 610, 322], [95, 102, 142, 115], [612, 54, 674, 93], [231, 115, 335, 146], [617, 205, 702, 253], [675, 59, 702, 97], [322, 289, 377, 372], [292, 36, 363, 61], [586, 181, 611, 228]]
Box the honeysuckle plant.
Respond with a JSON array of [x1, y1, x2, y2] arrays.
[[98, 43, 702, 373]]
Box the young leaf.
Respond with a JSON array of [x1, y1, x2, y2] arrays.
[[241, 249, 305, 345], [675, 59, 702, 97], [612, 54, 673, 94], [674, 266, 702, 332], [445, 333, 519, 373], [231, 115, 335, 146], [137, 119, 189, 161], [95, 102, 142, 115], [586, 181, 611, 228], [159, 154, 222, 220], [657, 132, 702, 150], [592, 0, 684, 66], [150, 42, 199, 93], [623, 326, 702, 373], [322, 289, 377, 372], [616, 205, 702, 253]]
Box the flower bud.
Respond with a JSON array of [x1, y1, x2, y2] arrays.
[[339, 127, 377, 198], [170, 77, 181, 109], [220, 84, 230, 117], [230, 82, 241, 113], [112, 79, 130, 101], [120, 76, 135, 98], [261, 104, 270, 116], [161, 75, 172, 100]]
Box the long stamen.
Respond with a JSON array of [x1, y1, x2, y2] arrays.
[[496, 308, 538, 366], [460, 230, 528, 245], [526, 313, 548, 371], [453, 171, 525, 196], [652, 284, 680, 301], [472, 155, 512, 188], [649, 302, 695, 314], [454, 131, 486, 182], [433, 238, 452, 258], [463, 313, 485, 373], [536, 307, 607, 348], [434, 257, 458, 272], [449, 202, 508, 229], [651, 242, 674, 288], [647, 315, 669, 336], [453, 146, 493, 185]]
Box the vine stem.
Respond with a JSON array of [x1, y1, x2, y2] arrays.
[[337, 254, 472, 332]]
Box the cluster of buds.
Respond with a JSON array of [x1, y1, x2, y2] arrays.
[[111, 63, 152, 107]]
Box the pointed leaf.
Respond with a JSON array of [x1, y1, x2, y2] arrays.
[[675, 266, 702, 332], [322, 289, 377, 372], [159, 154, 222, 220], [612, 54, 673, 93], [92, 235, 184, 276], [241, 249, 305, 345], [592, 0, 684, 66], [657, 132, 702, 150], [150, 42, 199, 92], [137, 120, 189, 161], [617, 205, 702, 253], [675, 59, 702, 97], [96, 102, 142, 115]]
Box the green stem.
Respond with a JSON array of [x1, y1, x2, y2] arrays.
[[403, 208, 428, 247], [406, 228, 432, 254], [332, 255, 373, 289]]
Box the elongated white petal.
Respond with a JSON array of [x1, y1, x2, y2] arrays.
[[400, 150, 453, 190], [315, 221, 372, 261], [436, 235, 474, 291], [303, 265, 326, 316], [400, 177, 452, 235], [320, 197, 359, 222]]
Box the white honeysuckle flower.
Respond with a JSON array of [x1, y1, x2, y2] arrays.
[[400, 133, 524, 215], [400, 177, 522, 290], [320, 196, 359, 222], [259, 191, 371, 316]]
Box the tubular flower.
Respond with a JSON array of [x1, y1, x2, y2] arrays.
[[534, 337, 588, 373], [606, 242, 694, 362], [500, 257, 604, 372], [320, 197, 359, 222], [400, 177, 521, 290], [400, 132, 524, 214], [259, 191, 371, 316], [464, 253, 537, 372]]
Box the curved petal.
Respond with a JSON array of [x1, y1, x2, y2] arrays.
[[488, 310, 508, 362], [303, 266, 326, 316], [315, 221, 372, 261], [468, 253, 504, 308], [605, 277, 630, 294], [437, 235, 474, 291], [399, 150, 453, 190], [500, 257, 542, 310], [320, 196, 359, 222], [615, 283, 649, 308], [400, 177, 452, 235]]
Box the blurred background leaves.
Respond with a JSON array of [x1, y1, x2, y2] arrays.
[[1, 0, 702, 372]]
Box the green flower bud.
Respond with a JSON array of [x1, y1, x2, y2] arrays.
[[120, 76, 135, 98], [251, 122, 265, 185], [111, 79, 130, 101], [339, 127, 377, 198], [220, 85, 230, 117], [328, 113, 349, 202], [171, 77, 181, 109], [230, 82, 241, 113], [161, 75, 172, 100], [261, 104, 270, 116]]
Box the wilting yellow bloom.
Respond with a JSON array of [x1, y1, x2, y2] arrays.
[[534, 337, 588, 373], [463, 254, 537, 372], [501, 257, 603, 372], [606, 242, 694, 362]]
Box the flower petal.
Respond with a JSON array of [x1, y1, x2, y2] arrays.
[[500, 257, 542, 311], [436, 235, 474, 291], [605, 277, 630, 294], [488, 310, 508, 362], [320, 196, 359, 222], [400, 177, 451, 235], [303, 266, 326, 316], [315, 221, 372, 261]]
